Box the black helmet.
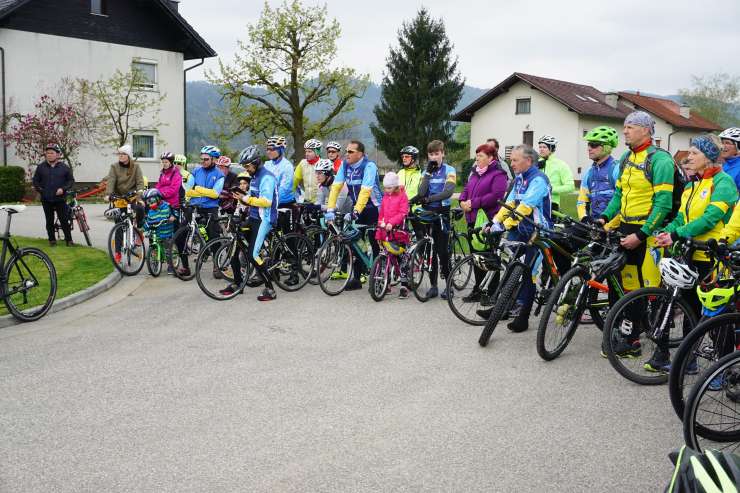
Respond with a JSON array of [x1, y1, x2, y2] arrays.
[[239, 145, 261, 166], [400, 145, 419, 158], [665, 445, 740, 492], [160, 151, 175, 162], [142, 188, 162, 204], [45, 143, 62, 153]]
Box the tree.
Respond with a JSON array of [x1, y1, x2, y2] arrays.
[[208, 0, 369, 161], [371, 8, 464, 164], [679, 73, 740, 129], [77, 68, 167, 149], [446, 122, 470, 167]]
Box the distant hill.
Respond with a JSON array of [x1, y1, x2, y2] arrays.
[[185, 81, 487, 155]]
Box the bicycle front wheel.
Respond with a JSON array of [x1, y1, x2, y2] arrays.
[[446, 255, 495, 326], [603, 287, 697, 385], [369, 254, 389, 302], [536, 266, 589, 361], [3, 247, 57, 322], [146, 242, 162, 277], [409, 238, 434, 302], [316, 236, 353, 296], [479, 263, 525, 348], [108, 222, 145, 276], [169, 225, 205, 281], [195, 237, 247, 301], [76, 210, 92, 247], [271, 233, 312, 292]]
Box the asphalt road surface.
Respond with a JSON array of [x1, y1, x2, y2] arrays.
[[0, 205, 683, 492]]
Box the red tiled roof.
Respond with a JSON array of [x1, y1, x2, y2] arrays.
[[453, 72, 631, 122], [617, 92, 721, 131]]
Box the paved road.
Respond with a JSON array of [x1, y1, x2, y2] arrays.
[[0, 206, 683, 492]]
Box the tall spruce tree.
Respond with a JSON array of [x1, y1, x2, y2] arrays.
[[371, 8, 464, 164]]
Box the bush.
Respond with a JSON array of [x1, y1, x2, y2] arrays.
[[0, 166, 27, 202], [458, 158, 475, 185]]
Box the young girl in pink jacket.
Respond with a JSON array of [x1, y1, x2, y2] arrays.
[[375, 172, 411, 298]]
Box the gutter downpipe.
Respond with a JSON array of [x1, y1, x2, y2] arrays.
[[183, 58, 204, 157], [667, 128, 679, 154], [0, 46, 6, 166]]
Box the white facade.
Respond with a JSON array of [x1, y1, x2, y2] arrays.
[[0, 28, 184, 182]]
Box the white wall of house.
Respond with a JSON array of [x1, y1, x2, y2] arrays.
[[0, 28, 184, 183]]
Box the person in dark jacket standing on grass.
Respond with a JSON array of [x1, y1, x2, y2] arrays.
[[32, 143, 75, 246]]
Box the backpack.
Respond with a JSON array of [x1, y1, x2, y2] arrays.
[[618, 146, 685, 224]]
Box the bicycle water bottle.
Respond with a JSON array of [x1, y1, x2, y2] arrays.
[[198, 224, 207, 240]]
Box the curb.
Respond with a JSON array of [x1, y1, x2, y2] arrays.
[[0, 269, 122, 328]]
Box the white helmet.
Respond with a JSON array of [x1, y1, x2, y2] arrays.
[[659, 258, 699, 289], [304, 138, 323, 150], [326, 141, 341, 151], [719, 127, 740, 145], [266, 135, 286, 148], [314, 158, 333, 175], [538, 135, 558, 147]]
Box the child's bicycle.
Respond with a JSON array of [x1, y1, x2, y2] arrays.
[[54, 187, 92, 246], [368, 227, 409, 302], [144, 219, 172, 277], [315, 219, 376, 296]]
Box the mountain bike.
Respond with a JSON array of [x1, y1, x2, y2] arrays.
[[168, 205, 216, 281], [315, 220, 376, 296], [106, 192, 145, 276], [54, 187, 92, 246], [144, 219, 172, 277], [0, 205, 57, 321]]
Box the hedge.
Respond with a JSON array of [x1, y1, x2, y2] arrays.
[[458, 159, 475, 185], [0, 166, 26, 202]]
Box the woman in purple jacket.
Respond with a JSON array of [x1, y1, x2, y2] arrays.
[[458, 143, 509, 301]]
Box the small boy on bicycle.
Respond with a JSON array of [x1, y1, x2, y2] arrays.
[[142, 189, 176, 271], [376, 172, 411, 298]]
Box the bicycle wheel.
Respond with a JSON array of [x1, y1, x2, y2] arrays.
[[603, 287, 697, 385], [447, 255, 495, 326], [684, 351, 740, 453], [146, 242, 162, 277], [479, 263, 525, 347], [76, 210, 92, 247], [410, 238, 434, 302], [369, 254, 389, 302], [107, 222, 145, 276], [3, 247, 57, 322], [305, 225, 326, 285], [169, 225, 205, 281], [316, 236, 353, 296], [537, 266, 589, 361], [450, 233, 471, 289], [669, 312, 740, 425], [195, 237, 247, 301], [271, 233, 312, 292]]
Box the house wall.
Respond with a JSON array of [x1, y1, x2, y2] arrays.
[[0, 28, 184, 182]]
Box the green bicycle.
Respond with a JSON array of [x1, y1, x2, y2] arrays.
[[144, 219, 173, 277], [315, 220, 376, 296]]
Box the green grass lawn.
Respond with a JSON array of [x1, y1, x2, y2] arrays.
[[0, 237, 113, 316]]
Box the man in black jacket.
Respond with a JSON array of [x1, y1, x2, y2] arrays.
[[32, 144, 75, 246]]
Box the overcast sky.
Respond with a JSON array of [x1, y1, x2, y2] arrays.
[[179, 0, 738, 95]]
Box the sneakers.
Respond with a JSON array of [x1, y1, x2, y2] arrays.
[[114, 252, 122, 264], [212, 268, 224, 280], [426, 286, 439, 299], [330, 271, 349, 280], [48, 240, 57, 247], [644, 350, 671, 373], [257, 288, 276, 301], [65, 240, 75, 247], [285, 275, 300, 287], [440, 287, 453, 300], [345, 279, 363, 291], [462, 290, 481, 303], [219, 283, 242, 296], [167, 265, 175, 275], [685, 359, 699, 375], [476, 307, 492, 319], [507, 309, 531, 333], [398, 287, 409, 299], [708, 373, 725, 391], [176, 267, 191, 277], [612, 339, 642, 359], [360, 274, 368, 284]]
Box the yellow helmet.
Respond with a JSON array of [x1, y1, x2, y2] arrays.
[[697, 276, 737, 311], [383, 240, 406, 256]]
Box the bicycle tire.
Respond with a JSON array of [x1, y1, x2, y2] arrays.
[[450, 233, 470, 290], [271, 233, 312, 292], [146, 242, 162, 277], [107, 222, 145, 276], [169, 225, 205, 281], [316, 236, 353, 296], [683, 350, 740, 452], [369, 254, 389, 302], [479, 263, 525, 347], [2, 247, 57, 322], [195, 237, 248, 301], [536, 266, 589, 361], [669, 312, 740, 426], [76, 210, 92, 247], [446, 255, 489, 326], [603, 287, 697, 386], [410, 238, 434, 302], [305, 225, 326, 285]]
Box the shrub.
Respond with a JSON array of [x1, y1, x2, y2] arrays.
[[0, 166, 27, 202], [458, 158, 475, 185]]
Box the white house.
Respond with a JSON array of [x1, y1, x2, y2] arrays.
[[453, 72, 721, 180], [0, 0, 215, 182]]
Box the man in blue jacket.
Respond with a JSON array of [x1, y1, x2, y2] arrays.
[[720, 127, 740, 190], [32, 143, 75, 246], [265, 135, 296, 233]]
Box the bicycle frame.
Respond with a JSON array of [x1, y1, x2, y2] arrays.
[[0, 212, 40, 301]]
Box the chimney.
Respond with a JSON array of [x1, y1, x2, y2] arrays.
[[169, 0, 180, 11], [604, 92, 618, 109], [679, 103, 690, 119]]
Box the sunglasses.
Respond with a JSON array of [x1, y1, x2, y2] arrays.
[[201, 157, 211, 161], [346, 150, 358, 154], [587, 142, 602, 149]]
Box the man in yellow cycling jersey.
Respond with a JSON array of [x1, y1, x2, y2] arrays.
[[598, 111, 675, 358]]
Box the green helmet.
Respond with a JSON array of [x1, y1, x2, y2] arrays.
[[584, 126, 619, 148], [174, 154, 187, 165]]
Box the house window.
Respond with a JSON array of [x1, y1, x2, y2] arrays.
[[523, 131, 533, 146], [91, 0, 107, 15], [655, 138, 662, 149], [132, 60, 157, 90], [132, 134, 155, 159], [504, 146, 514, 162], [515, 98, 531, 115]]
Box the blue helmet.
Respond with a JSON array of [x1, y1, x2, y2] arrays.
[[200, 145, 221, 158]]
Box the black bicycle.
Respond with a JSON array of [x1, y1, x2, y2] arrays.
[[0, 205, 57, 321], [54, 187, 92, 246]]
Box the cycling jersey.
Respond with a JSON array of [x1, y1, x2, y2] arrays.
[[397, 166, 421, 202], [577, 156, 619, 219], [293, 158, 319, 204], [722, 155, 740, 192], [328, 156, 382, 212], [720, 201, 740, 244], [264, 156, 295, 205], [494, 165, 552, 236], [246, 166, 278, 260], [187, 165, 224, 209], [538, 154, 574, 206], [422, 163, 456, 209]]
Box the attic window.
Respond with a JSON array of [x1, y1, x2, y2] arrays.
[[91, 0, 108, 15], [575, 94, 587, 101]]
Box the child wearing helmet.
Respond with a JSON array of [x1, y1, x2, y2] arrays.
[[376, 171, 411, 298], [142, 188, 177, 271]]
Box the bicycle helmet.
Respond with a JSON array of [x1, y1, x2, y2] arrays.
[[341, 226, 361, 242], [326, 141, 341, 152], [718, 127, 740, 147], [45, 143, 62, 153], [538, 135, 558, 148], [216, 156, 232, 167], [400, 145, 420, 158], [665, 445, 740, 493], [659, 258, 699, 289], [266, 135, 286, 148], [104, 208, 122, 220], [142, 188, 162, 203], [590, 250, 627, 279], [697, 277, 736, 311], [174, 154, 187, 165], [238, 145, 261, 166], [304, 138, 322, 150], [160, 151, 175, 162], [314, 158, 334, 176], [584, 126, 619, 148], [237, 172, 251, 183], [383, 240, 406, 255], [200, 145, 221, 158]]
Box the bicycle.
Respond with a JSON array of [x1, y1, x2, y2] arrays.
[[168, 205, 217, 281], [536, 220, 626, 361], [0, 205, 57, 321], [106, 192, 145, 276], [368, 227, 409, 302], [54, 187, 92, 246], [478, 203, 573, 348], [144, 219, 173, 277], [315, 219, 376, 296]]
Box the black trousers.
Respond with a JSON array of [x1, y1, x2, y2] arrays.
[[429, 210, 451, 287], [42, 200, 71, 242], [231, 217, 273, 290]]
